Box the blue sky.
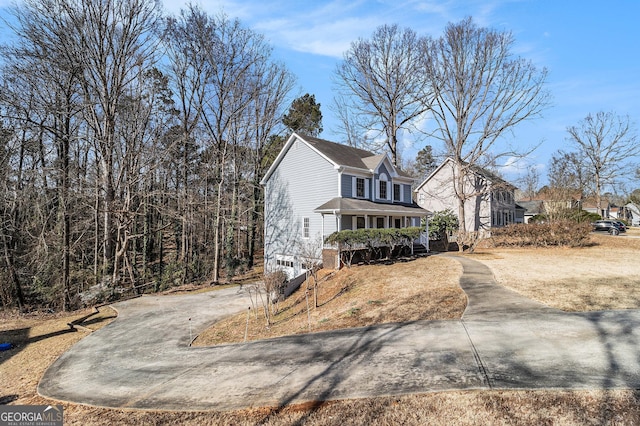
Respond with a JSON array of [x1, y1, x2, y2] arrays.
[[172, 0, 638, 184], [1, 0, 639, 185]]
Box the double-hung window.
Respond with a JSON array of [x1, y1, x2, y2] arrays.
[[379, 180, 387, 200], [303, 217, 310, 238], [393, 184, 401, 202], [356, 178, 365, 198]]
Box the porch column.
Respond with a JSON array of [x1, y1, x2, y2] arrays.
[[365, 214, 369, 228], [425, 216, 430, 252]]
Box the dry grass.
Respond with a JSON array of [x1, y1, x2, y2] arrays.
[[470, 233, 640, 311], [194, 255, 465, 345], [12, 389, 634, 425], [3, 236, 640, 424], [0, 307, 117, 407]]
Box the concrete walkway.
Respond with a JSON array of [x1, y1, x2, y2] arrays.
[[38, 255, 640, 411]]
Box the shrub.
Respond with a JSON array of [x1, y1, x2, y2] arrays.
[[428, 209, 459, 239], [490, 221, 592, 248], [566, 209, 601, 223], [324, 227, 424, 266]]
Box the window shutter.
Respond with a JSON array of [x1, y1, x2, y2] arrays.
[[365, 179, 370, 199], [352, 177, 356, 198]]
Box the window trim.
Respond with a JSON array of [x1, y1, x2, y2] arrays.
[[379, 180, 387, 200], [302, 217, 310, 238], [393, 183, 401, 202], [377, 172, 390, 201], [356, 177, 365, 198]]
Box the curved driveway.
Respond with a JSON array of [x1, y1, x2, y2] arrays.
[[39, 255, 640, 411]]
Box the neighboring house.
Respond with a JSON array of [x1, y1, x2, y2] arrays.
[[516, 189, 583, 222], [609, 206, 621, 219], [516, 200, 544, 223], [514, 203, 527, 224], [622, 203, 640, 226], [414, 157, 517, 234], [582, 199, 610, 219], [261, 133, 429, 284]]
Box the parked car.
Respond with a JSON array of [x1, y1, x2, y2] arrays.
[[591, 220, 626, 235], [613, 220, 628, 231]]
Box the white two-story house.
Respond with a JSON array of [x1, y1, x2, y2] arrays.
[[414, 157, 517, 234], [261, 133, 428, 283]]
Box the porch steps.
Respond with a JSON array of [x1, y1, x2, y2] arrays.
[[412, 243, 429, 256]]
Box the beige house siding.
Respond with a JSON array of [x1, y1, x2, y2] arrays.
[[415, 158, 516, 234]]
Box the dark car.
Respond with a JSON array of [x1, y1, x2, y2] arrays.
[[592, 220, 626, 235], [613, 220, 628, 232]]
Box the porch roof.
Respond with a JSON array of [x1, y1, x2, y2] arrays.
[[314, 197, 430, 217]]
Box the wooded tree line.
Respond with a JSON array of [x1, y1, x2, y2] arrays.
[[0, 0, 298, 311]]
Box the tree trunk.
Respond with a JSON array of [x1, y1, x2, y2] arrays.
[[212, 177, 224, 284], [2, 234, 25, 311], [102, 159, 116, 276], [455, 161, 467, 253]]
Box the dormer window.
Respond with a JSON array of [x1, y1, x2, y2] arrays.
[[377, 172, 390, 201], [379, 180, 387, 199]]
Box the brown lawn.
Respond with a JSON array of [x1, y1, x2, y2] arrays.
[[2, 234, 640, 425], [194, 255, 464, 345], [469, 233, 640, 311]]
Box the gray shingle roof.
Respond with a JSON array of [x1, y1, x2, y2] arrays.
[[299, 134, 413, 178], [517, 200, 544, 215], [314, 197, 429, 216], [300, 134, 375, 169]]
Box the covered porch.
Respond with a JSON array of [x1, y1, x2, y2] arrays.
[[315, 198, 431, 268], [315, 197, 430, 234]]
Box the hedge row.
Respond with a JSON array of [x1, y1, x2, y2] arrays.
[[324, 227, 423, 247], [324, 227, 424, 267], [490, 221, 592, 248]]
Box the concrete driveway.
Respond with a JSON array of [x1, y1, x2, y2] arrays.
[[38, 256, 640, 411]]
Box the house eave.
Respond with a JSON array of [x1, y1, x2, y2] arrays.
[[314, 197, 430, 217]]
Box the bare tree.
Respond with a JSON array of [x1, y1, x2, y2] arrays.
[[330, 95, 372, 149], [245, 62, 295, 269], [567, 111, 639, 215], [547, 150, 593, 198], [0, 0, 294, 310], [334, 24, 430, 166], [68, 0, 162, 276], [163, 5, 211, 281], [422, 17, 549, 245], [298, 236, 323, 308], [517, 165, 541, 201], [2, 0, 88, 309], [197, 13, 294, 283]]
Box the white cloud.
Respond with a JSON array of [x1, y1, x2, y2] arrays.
[[162, 0, 528, 58], [499, 156, 545, 176]]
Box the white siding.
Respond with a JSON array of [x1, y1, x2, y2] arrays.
[[264, 137, 339, 275], [415, 160, 493, 233]]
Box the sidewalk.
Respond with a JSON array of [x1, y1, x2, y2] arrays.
[[38, 256, 640, 411]]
